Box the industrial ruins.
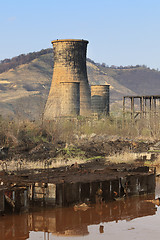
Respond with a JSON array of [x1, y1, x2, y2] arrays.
[[0, 167, 156, 239], [44, 39, 110, 119], [0, 39, 159, 218], [0, 161, 156, 214], [123, 95, 160, 119]]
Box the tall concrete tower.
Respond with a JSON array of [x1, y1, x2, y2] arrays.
[[44, 39, 91, 119]]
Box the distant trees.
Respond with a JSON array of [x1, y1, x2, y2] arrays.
[[95, 62, 150, 70], [0, 48, 52, 74], [86, 58, 96, 64], [0, 49, 154, 74], [101, 63, 107, 67]]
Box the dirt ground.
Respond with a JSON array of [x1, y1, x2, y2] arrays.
[[1, 135, 154, 161], [0, 136, 156, 186]]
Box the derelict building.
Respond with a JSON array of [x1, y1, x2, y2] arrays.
[[44, 39, 110, 119]]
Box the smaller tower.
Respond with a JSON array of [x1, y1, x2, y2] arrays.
[[91, 85, 110, 115]]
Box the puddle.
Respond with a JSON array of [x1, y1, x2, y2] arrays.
[[0, 177, 160, 240]]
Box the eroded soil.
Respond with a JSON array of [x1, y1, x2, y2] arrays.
[[0, 136, 156, 186], [1, 136, 154, 161]]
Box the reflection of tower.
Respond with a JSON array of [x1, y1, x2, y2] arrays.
[[91, 85, 110, 115], [44, 39, 91, 119]]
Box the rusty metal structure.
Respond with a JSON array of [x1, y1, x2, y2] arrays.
[[123, 95, 160, 119], [0, 165, 155, 214], [91, 85, 110, 115], [44, 39, 91, 119]]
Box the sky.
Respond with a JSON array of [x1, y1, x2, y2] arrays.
[[1, 0, 160, 69]]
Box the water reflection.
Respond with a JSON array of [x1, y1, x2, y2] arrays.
[[0, 193, 158, 240]]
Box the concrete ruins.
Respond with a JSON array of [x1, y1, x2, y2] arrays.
[[91, 85, 110, 115], [44, 39, 110, 119]]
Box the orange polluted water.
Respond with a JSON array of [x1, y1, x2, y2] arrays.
[[1, 179, 160, 240]]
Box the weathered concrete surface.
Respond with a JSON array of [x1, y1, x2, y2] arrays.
[[44, 39, 91, 119], [91, 85, 110, 115], [60, 82, 80, 116]]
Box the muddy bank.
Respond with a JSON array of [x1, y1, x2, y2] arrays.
[[0, 135, 155, 162], [0, 136, 157, 175], [75, 136, 154, 157], [0, 136, 156, 213]]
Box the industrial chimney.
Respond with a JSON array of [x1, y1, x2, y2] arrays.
[[44, 39, 91, 119]]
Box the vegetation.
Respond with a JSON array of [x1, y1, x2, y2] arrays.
[[0, 51, 153, 75], [106, 152, 138, 164], [95, 61, 150, 70], [0, 114, 159, 149], [0, 48, 52, 74]]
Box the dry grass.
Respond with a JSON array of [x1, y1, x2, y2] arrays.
[[105, 152, 141, 164], [1, 157, 87, 172], [0, 113, 159, 149]]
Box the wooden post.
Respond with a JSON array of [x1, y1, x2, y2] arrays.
[[154, 98, 156, 117], [151, 96, 154, 115], [140, 97, 142, 118], [123, 97, 125, 126], [131, 97, 134, 121], [144, 98, 147, 117], [149, 97, 152, 119], [150, 96, 154, 131], [123, 96, 125, 115]]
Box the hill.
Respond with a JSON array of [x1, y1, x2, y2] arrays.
[[0, 50, 160, 119]]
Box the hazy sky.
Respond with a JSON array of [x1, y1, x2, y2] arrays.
[[1, 0, 160, 69]]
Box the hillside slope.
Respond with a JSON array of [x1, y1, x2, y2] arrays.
[[0, 53, 53, 118], [97, 64, 160, 95], [0, 51, 160, 119]]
